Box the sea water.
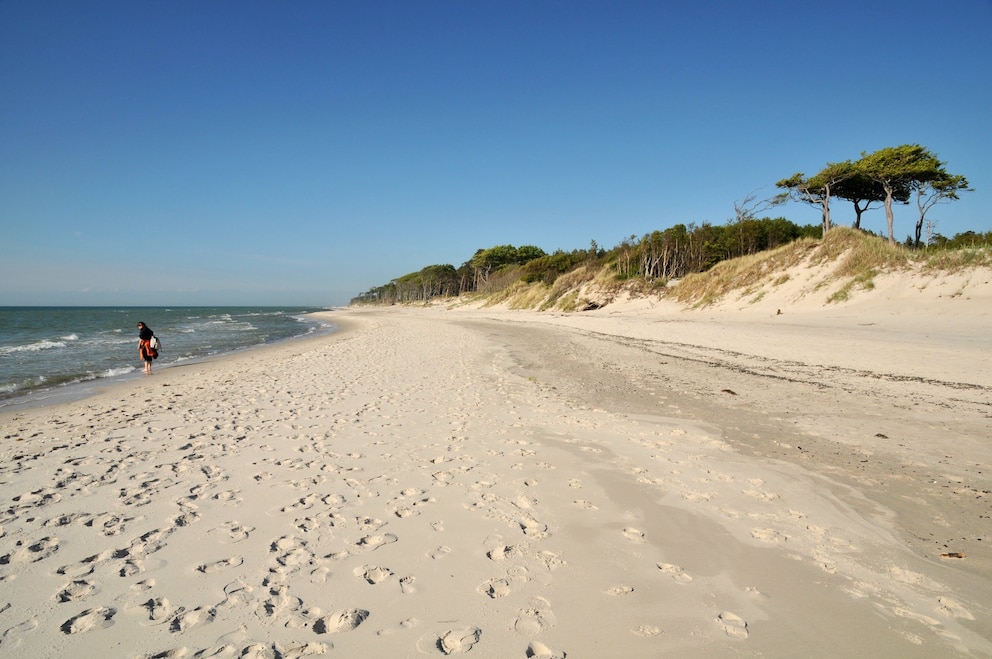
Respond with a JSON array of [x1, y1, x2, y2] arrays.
[[0, 307, 335, 408]]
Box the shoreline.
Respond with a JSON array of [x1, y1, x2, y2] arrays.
[[0, 311, 342, 413], [1, 304, 989, 656]]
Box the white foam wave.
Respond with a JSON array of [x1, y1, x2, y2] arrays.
[[0, 340, 67, 355], [61, 333, 79, 341], [103, 366, 136, 377]]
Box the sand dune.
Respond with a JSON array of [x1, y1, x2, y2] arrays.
[[1, 288, 990, 656]]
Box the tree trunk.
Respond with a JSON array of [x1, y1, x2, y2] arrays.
[[883, 184, 896, 244], [852, 200, 865, 229], [820, 188, 832, 235]]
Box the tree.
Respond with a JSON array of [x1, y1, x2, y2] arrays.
[[776, 162, 853, 235], [912, 172, 972, 247], [515, 245, 547, 263], [830, 170, 906, 230], [857, 145, 944, 244], [469, 245, 518, 288]]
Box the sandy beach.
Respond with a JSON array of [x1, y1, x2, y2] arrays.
[[1, 284, 990, 657]]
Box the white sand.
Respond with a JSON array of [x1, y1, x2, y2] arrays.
[[1, 274, 990, 657]]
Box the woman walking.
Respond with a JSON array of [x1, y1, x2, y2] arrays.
[[137, 322, 157, 374]]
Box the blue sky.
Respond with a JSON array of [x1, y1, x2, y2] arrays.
[[2, 1, 990, 306]]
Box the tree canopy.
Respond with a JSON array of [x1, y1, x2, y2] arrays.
[[778, 145, 967, 244]]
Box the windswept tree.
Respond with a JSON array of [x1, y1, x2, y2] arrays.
[[912, 172, 972, 247], [831, 169, 906, 230], [776, 161, 853, 235], [857, 145, 944, 244]]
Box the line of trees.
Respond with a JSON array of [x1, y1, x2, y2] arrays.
[[612, 218, 820, 280], [351, 244, 564, 305], [776, 144, 971, 246], [351, 218, 821, 305]]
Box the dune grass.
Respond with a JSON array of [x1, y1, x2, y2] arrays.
[[472, 227, 991, 311], [670, 228, 921, 307]]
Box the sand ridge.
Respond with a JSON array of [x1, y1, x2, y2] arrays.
[[1, 305, 990, 656]]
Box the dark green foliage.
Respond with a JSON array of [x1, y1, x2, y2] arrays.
[[609, 218, 819, 281], [520, 250, 588, 284], [930, 231, 992, 249]]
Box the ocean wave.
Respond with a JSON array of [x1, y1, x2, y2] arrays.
[[102, 366, 136, 378], [0, 340, 67, 354], [61, 333, 79, 341]]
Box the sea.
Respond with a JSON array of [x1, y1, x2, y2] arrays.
[[0, 306, 336, 409]]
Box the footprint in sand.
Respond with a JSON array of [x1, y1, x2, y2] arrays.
[[479, 578, 512, 599], [57, 550, 113, 578], [60, 607, 116, 634], [209, 521, 254, 544], [519, 517, 549, 539], [428, 546, 450, 560], [623, 528, 646, 543], [91, 513, 130, 536], [0, 617, 39, 647], [326, 548, 351, 561], [432, 470, 453, 485], [355, 515, 385, 532], [750, 528, 788, 544], [356, 565, 393, 584], [119, 556, 165, 577], [168, 510, 201, 528], [514, 597, 556, 637], [632, 625, 662, 637], [356, 533, 398, 552], [170, 606, 216, 632], [574, 499, 598, 510], [259, 584, 303, 619], [281, 494, 318, 513], [124, 596, 176, 623], [537, 550, 567, 571], [657, 562, 693, 584], [212, 489, 242, 505], [197, 556, 244, 574], [742, 488, 780, 502], [400, 576, 417, 594], [436, 627, 482, 654], [487, 545, 523, 562], [270, 535, 314, 568], [313, 608, 370, 634], [217, 580, 255, 610], [717, 611, 748, 639], [55, 579, 98, 602], [606, 585, 634, 596], [377, 617, 419, 637], [526, 641, 567, 658], [239, 642, 329, 658], [1, 536, 60, 564]]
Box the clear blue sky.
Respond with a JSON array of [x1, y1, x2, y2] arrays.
[[2, 1, 990, 306]]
